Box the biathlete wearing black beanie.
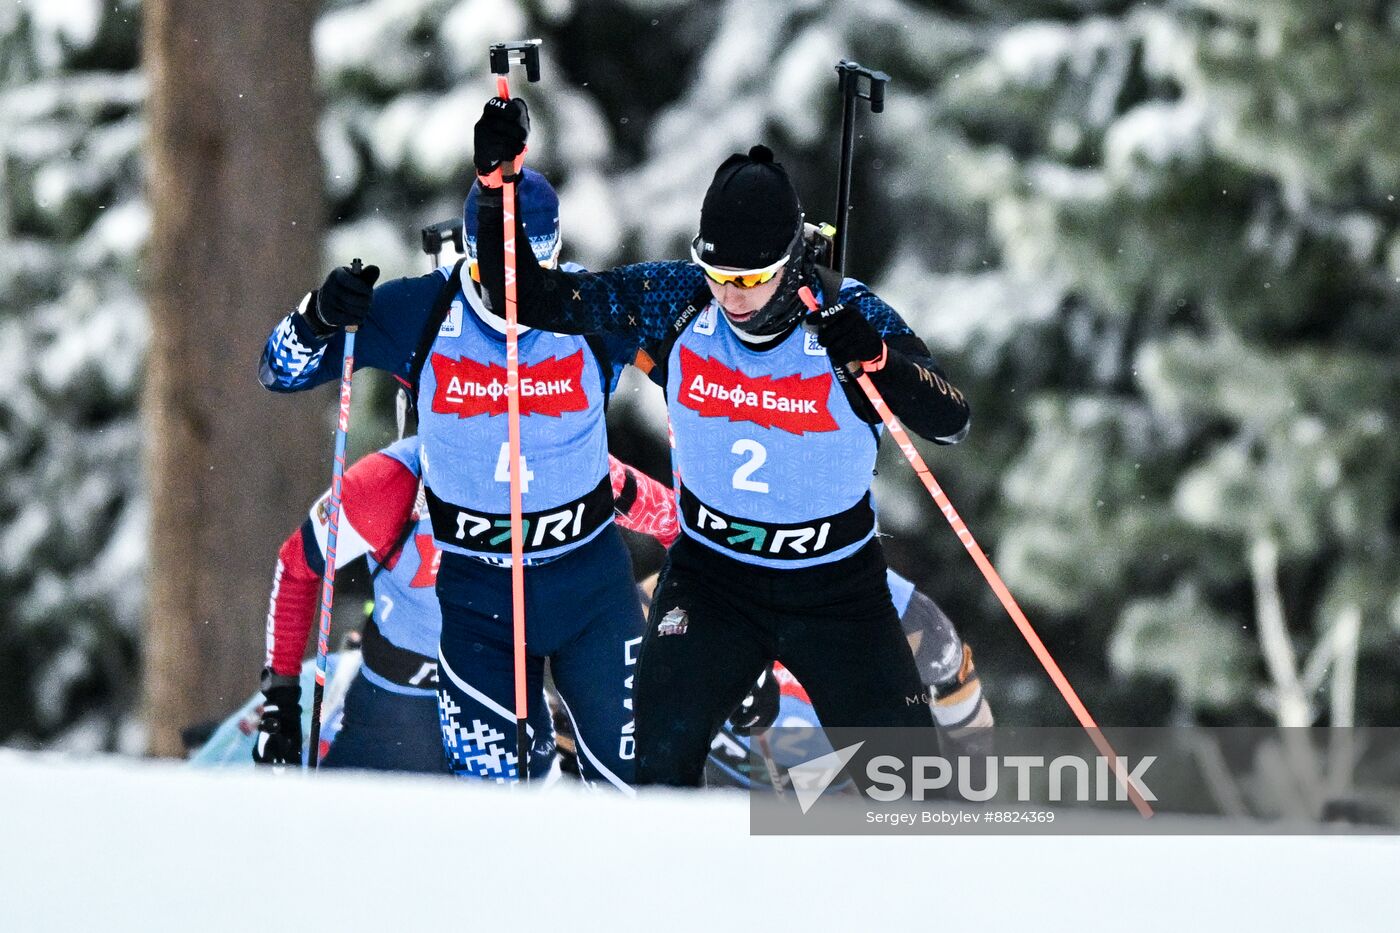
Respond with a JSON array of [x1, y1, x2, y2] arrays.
[[690, 145, 810, 338]]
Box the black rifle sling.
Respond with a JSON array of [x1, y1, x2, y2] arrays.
[[404, 257, 468, 410], [367, 490, 421, 584], [377, 258, 466, 580], [584, 333, 617, 409]]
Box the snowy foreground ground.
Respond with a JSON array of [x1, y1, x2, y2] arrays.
[[1, 751, 1393, 932]]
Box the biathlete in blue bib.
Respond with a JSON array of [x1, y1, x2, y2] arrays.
[[469, 99, 975, 786], [250, 435, 682, 776], [259, 169, 645, 788]]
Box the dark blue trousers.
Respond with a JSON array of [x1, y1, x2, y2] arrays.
[[320, 669, 447, 774], [435, 524, 643, 788]]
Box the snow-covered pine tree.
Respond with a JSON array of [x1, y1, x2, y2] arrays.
[[0, 0, 631, 750], [931, 1, 1400, 726], [0, 0, 147, 750]]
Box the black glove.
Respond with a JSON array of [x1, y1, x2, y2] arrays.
[[253, 669, 303, 767], [728, 666, 780, 736], [305, 263, 380, 338], [474, 97, 530, 178], [805, 301, 884, 367]]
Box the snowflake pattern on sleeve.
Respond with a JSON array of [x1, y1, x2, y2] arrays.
[[557, 260, 709, 356], [260, 313, 328, 390]]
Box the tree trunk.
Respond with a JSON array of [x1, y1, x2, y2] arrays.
[[143, 0, 326, 756]]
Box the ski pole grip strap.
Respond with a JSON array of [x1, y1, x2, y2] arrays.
[[860, 344, 889, 372], [477, 151, 527, 189]]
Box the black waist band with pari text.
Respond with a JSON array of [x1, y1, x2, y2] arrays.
[[360, 618, 438, 689], [425, 475, 613, 556], [679, 487, 874, 562]]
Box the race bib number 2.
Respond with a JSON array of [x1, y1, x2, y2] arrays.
[[731, 439, 769, 493]]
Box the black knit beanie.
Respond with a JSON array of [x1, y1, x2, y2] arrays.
[[695, 145, 803, 269]]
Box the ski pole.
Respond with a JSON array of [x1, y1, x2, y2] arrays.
[[488, 38, 542, 783], [831, 61, 887, 273], [403, 219, 467, 438], [307, 257, 363, 770], [813, 62, 1152, 818], [755, 730, 787, 798], [420, 218, 465, 271]]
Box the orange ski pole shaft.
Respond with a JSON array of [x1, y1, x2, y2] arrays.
[[500, 83, 528, 783], [488, 39, 541, 782], [797, 286, 1152, 818]]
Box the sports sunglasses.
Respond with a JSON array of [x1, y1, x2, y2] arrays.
[[689, 237, 790, 289]]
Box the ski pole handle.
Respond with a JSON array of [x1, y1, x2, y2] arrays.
[[836, 60, 889, 113], [489, 39, 542, 86], [479, 40, 541, 185], [832, 62, 890, 273], [346, 258, 362, 334]]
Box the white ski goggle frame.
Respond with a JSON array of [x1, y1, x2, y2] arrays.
[[689, 237, 789, 289]]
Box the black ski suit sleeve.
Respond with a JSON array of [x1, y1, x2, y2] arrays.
[[474, 183, 603, 333], [832, 281, 970, 444], [862, 334, 971, 444], [474, 183, 701, 359]]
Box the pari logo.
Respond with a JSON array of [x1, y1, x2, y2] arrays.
[[678, 347, 837, 435], [787, 745, 1158, 816], [693, 503, 831, 557], [451, 502, 587, 549], [430, 351, 588, 419]]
